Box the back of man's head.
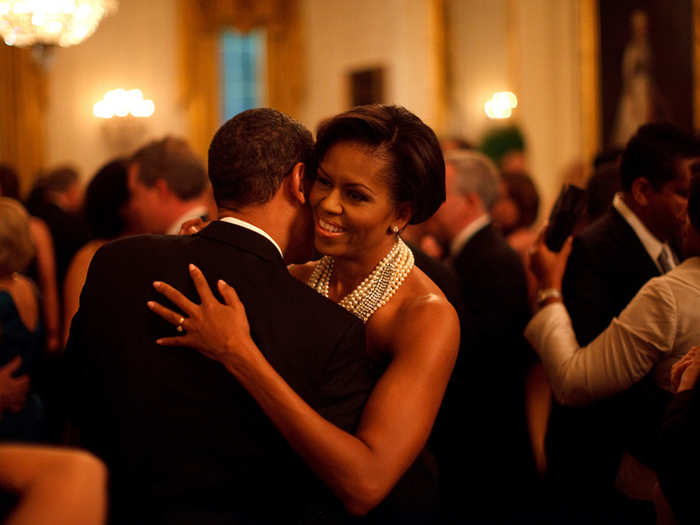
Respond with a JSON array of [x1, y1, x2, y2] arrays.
[[131, 137, 207, 201], [446, 149, 501, 212], [208, 108, 314, 209], [620, 123, 700, 192]]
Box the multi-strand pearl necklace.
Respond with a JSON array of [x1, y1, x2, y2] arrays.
[[307, 237, 415, 323]]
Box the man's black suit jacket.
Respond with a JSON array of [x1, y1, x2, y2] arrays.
[[434, 222, 533, 510], [563, 207, 660, 346], [549, 207, 663, 496], [65, 221, 374, 524]]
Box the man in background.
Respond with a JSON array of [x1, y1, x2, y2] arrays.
[[26, 166, 89, 293], [550, 122, 700, 521], [427, 149, 533, 521], [128, 137, 213, 235]]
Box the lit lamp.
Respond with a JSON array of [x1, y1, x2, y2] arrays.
[[0, 1, 117, 62], [484, 91, 518, 119], [94, 89, 155, 155]]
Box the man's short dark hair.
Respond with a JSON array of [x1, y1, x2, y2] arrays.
[[131, 137, 207, 200], [620, 123, 700, 192], [208, 108, 314, 208], [315, 104, 445, 224]]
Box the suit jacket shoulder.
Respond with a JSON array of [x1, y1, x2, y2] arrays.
[[563, 208, 660, 345]]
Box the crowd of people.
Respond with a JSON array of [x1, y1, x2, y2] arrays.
[[0, 105, 699, 525]]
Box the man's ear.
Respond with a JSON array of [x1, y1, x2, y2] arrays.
[[632, 177, 652, 207], [463, 191, 485, 213], [285, 162, 307, 205], [154, 178, 172, 200]]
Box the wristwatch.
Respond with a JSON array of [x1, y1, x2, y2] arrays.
[[536, 288, 562, 307]]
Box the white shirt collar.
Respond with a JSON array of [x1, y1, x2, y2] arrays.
[[166, 205, 209, 235], [219, 216, 284, 258], [450, 214, 491, 256], [613, 193, 676, 272]]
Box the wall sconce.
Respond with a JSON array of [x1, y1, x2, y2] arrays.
[[484, 91, 518, 119], [93, 88, 154, 154]]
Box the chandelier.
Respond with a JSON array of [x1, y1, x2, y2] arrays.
[[0, 0, 117, 48]]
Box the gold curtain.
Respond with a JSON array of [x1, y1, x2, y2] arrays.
[[179, 0, 305, 161], [0, 45, 46, 196]]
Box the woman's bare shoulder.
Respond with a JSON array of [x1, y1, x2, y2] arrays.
[[287, 260, 318, 283], [373, 267, 459, 354], [403, 266, 452, 309]]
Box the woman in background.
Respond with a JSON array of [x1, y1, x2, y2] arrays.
[[0, 198, 45, 441], [63, 159, 139, 345], [0, 165, 60, 353]]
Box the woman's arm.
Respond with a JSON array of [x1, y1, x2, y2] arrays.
[[0, 445, 106, 525], [149, 264, 459, 515], [527, 232, 673, 405], [62, 244, 101, 347], [28, 218, 60, 352]]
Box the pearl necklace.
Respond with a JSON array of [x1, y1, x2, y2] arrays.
[[307, 237, 414, 323]]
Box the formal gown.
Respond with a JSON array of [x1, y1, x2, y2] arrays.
[[0, 290, 44, 441]]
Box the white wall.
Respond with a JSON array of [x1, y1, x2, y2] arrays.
[[517, 0, 582, 217], [46, 0, 186, 180], [444, 0, 509, 140], [445, 0, 583, 220], [299, 0, 440, 131]]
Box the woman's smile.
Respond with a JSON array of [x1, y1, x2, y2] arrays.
[[316, 217, 347, 236]]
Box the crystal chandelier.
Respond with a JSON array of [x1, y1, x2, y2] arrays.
[[0, 0, 117, 48]]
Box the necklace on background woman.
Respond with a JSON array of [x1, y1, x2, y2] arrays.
[[307, 236, 415, 323]]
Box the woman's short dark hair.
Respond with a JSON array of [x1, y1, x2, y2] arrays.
[[208, 108, 315, 208], [315, 104, 445, 224], [501, 171, 539, 229], [84, 159, 130, 239]]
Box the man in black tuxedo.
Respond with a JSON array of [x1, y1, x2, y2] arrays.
[[547, 123, 700, 517], [426, 150, 533, 519], [65, 108, 374, 524]]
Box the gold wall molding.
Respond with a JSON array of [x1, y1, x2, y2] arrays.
[[0, 45, 46, 195], [694, 0, 700, 129], [506, 0, 521, 104], [178, 0, 304, 162], [429, 0, 448, 134], [579, 0, 601, 168]]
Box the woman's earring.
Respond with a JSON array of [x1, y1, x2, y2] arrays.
[[390, 225, 399, 234]]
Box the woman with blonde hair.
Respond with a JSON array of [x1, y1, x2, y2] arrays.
[[0, 198, 45, 440]]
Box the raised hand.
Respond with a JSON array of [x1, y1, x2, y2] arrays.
[[671, 345, 700, 393], [178, 217, 210, 236], [0, 357, 30, 416], [147, 264, 259, 371], [528, 225, 573, 291]]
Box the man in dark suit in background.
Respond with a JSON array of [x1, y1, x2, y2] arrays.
[[426, 149, 533, 520], [548, 123, 700, 520], [65, 108, 374, 524], [127, 137, 212, 235]]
